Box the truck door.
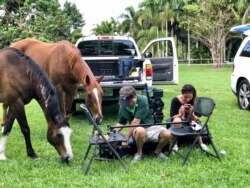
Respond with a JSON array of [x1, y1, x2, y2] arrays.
[[142, 37, 179, 85]]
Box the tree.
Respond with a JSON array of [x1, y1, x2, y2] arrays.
[[91, 17, 118, 35], [234, 0, 250, 24], [0, 0, 84, 47], [180, 0, 246, 68], [135, 0, 166, 48], [118, 6, 141, 39], [62, 1, 84, 42]]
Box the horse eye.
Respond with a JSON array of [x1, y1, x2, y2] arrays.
[[87, 94, 92, 99], [57, 133, 63, 139]]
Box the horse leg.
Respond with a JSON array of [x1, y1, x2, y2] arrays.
[[65, 89, 77, 119], [10, 103, 39, 160], [55, 85, 67, 117], [1, 104, 8, 132], [0, 109, 15, 160]]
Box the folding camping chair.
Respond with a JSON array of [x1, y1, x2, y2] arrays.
[[167, 97, 221, 165], [80, 104, 128, 175]]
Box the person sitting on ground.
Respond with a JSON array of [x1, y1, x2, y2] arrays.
[[114, 85, 171, 163], [169, 84, 208, 151]]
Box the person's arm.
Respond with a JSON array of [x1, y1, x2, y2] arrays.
[[170, 97, 184, 119], [172, 111, 183, 119], [124, 118, 141, 141], [115, 111, 127, 132], [120, 118, 141, 149], [114, 123, 124, 132]]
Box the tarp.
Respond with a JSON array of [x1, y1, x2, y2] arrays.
[[230, 24, 250, 33]]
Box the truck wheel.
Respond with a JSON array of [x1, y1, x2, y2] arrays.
[[237, 79, 250, 110]]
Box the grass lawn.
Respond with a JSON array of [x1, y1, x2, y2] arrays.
[[0, 64, 249, 188]]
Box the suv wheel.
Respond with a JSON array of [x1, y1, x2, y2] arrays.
[[237, 79, 250, 110]]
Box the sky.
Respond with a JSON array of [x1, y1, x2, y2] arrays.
[[59, 0, 143, 35]]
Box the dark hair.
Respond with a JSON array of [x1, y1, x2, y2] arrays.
[[181, 84, 196, 105]]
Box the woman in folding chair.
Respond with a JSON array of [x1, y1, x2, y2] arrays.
[[114, 86, 171, 163], [169, 84, 208, 151]]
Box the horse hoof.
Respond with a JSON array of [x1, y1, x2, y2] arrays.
[[31, 155, 40, 161], [29, 154, 40, 160], [33, 157, 40, 161]]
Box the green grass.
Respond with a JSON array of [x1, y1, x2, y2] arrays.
[[0, 64, 249, 188]]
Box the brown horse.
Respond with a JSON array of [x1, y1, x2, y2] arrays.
[[0, 48, 73, 162], [11, 38, 103, 123]]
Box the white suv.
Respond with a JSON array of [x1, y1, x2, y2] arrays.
[[231, 33, 250, 109]]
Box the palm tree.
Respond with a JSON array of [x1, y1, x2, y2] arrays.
[[237, 0, 250, 24], [118, 6, 141, 38], [91, 17, 118, 35], [136, 0, 166, 45]]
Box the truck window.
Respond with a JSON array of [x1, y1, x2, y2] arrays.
[[144, 40, 173, 57], [113, 40, 137, 56], [77, 39, 137, 57], [78, 40, 98, 56]]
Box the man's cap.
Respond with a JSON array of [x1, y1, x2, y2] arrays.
[[119, 95, 133, 107], [119, 86, 136, 107]]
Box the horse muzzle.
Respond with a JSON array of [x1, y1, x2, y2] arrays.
[[96, 118, 103, 125], [61, 154, 73, 164], [94, 114, 103, 125]]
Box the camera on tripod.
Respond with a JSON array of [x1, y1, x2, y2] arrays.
[[148, 88, 164, 123]]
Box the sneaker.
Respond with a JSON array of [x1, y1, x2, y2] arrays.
[[200, 143, 209, 151], [155, 152, 168, 160], [132, 153, 142, 163], [173, 144, 179, 152]]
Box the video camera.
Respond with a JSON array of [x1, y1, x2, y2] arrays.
[[148, 88, 164, 123]]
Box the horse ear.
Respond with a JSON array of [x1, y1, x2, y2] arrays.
[[96, 75, 104, 83]]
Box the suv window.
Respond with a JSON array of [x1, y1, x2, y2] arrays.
[[77, 39, 137, 57], [240, 41, 250, 57]]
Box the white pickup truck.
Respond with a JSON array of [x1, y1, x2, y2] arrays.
[[73, 35, 178, 107]]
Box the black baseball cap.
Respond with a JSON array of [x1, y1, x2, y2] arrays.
[[119, 95, 133, 107]]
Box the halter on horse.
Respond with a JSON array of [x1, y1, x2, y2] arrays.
[[0, 48, 73, 163], [11, 38, 104, 124]]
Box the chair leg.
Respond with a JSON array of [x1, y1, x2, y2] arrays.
[[167, 137, 178, 157], [84, 144, 91, 160], [206, 140, 221, 161], [182, 136, 199, 165], [102, 140, 128, 172], [84, 144, 98, 175]]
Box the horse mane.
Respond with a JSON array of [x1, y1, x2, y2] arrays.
[[56, 41, 96, 89], [7, 47, 62, 119]]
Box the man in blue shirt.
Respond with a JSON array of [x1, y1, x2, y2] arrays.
[[115, 86, 171, 162]]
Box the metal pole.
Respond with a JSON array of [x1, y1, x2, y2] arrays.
[[188, 22, 191, 66]]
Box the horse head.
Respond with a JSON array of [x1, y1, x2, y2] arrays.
[[47, 116, 73, 163], [84, 75, 104, 124]]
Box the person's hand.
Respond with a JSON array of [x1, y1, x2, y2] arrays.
[[184, 104, 193, 113], [121, 141, 129, 149], [179, 105, 185, 116]]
